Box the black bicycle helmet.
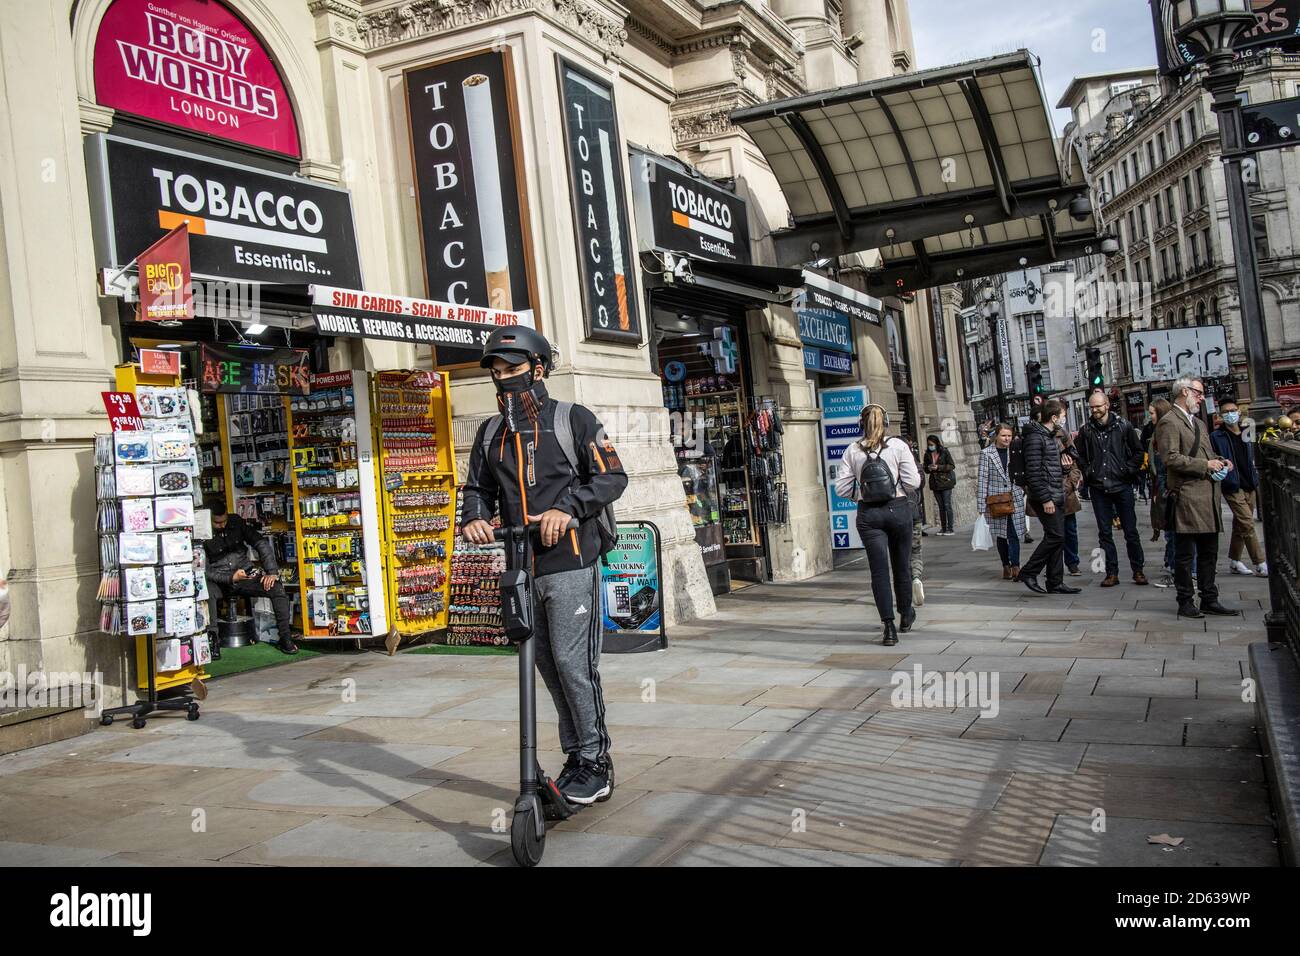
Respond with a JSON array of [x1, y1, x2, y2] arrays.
[[480, 325, 554, 372]]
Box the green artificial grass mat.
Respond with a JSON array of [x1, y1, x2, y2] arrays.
[[203, 642, 323, 679]]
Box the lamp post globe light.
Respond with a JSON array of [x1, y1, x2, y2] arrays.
[[1169, 0, 1282, 420]]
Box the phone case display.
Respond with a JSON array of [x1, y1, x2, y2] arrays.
[[197, 393, 225, 501], [448, 491, 505, 645], [685, 390, 758, 546], [745, 397, 789, 526], [375, 371, 455, 635], [225, 394, 290, 528], [286, 370, 388, 638]]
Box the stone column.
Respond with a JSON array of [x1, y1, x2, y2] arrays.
[[0, 1, 130, 701], [745, 303, 832, 581]]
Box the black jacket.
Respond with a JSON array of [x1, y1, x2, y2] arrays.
[[203, 514, 278, 587], [461, 384, 628, 578], [1021, 420, 1064, 505], [923, 437, 957, 492], [1075, 412, 1144, 492]]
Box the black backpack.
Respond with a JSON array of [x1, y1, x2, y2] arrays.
[[480, 400, 619, 561], [857, 440, 902, 506], [1009, 435, 1029, 489]]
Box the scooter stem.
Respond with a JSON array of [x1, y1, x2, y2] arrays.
[[519, 632, 538, 795]]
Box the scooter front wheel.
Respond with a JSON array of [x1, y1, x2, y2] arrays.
[[510, 807, 545, 867]]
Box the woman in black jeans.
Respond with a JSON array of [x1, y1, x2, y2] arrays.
[[923, 433, 958, 534], [835, 404, 922, 645]]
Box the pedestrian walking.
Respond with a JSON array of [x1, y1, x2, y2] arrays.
[[1016, 400, 1079, 594], [977, 422, 1025, 581], [1210, 397, 1268, 577], [908, 478, 925, 607], [923, 433, 957, 535], [1154, 376, 1237, 619], [909, 438, 929, 535], [1074, 390, 1148, 587], [1147, 398, 1184, 589], [1054, 425, 1084, 576], [835, 403, 921, 646]]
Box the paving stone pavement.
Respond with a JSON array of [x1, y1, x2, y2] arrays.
[[0, 509, 1281, 867]]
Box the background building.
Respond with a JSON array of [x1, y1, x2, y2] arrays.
[[1060, 49, 1300, 412]]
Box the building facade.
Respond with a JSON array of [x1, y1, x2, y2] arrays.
[[1060, 51, 1300, 416], [1, 0, 977, 705]]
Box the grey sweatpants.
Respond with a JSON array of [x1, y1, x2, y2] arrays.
[[533, 563, 611, 762]]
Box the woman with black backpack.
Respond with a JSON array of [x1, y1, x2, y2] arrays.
[[834, 404, 922, 645]]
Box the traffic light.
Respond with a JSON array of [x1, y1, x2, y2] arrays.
[[1086, 347, 1104, 392], [1026, 360, 1044, 407]]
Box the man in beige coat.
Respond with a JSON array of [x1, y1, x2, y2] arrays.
[[1154, 376, 1238, 619]]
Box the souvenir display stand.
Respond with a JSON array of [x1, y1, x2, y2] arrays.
[[448, 491, 507, 645], [286, 370, 388, 641], [375, 370, 456, 640], [96, 362, 208, 729]]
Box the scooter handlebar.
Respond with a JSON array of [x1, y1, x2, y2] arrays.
[[491, 518, 580, 542]]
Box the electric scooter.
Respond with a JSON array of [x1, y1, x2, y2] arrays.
[[494, 519, 581, 867]]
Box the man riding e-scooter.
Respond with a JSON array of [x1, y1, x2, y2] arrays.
[[460, 327, 627, 805]]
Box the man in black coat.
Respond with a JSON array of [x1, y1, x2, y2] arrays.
[[1017, 400, 1080, 595], [1074, 390, 1148, 587]]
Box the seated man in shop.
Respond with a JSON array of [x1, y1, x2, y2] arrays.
[[203, 504, 297, 655]]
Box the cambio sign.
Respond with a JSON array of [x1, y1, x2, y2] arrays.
[[87, 135, 363, 287], [93, 0, 300, 157]]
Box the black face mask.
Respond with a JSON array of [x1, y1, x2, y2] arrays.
[[494, 363, 547, 433], [494, 369, 536, 396]]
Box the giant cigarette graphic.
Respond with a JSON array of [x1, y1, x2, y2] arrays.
[[598, 128, 629, 331], [462, 74, 511, 310]]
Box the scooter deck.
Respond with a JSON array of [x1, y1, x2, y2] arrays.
[[537, 773, 581, 821]]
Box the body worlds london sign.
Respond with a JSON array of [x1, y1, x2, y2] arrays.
[[93, 0, 301, 157]]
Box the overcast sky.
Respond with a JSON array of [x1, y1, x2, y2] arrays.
[[909, 0, 1162, 129]]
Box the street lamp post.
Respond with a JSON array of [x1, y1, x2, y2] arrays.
[[1169, 0, 1281, 421], [982, 287, 1007, 422]]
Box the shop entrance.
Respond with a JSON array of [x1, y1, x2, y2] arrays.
[[113, 303, 457, 650], [651, 295, 783, 594]]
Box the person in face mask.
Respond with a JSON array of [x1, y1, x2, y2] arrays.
[[922, 433, 958, 535], [1210, 398, 1266, 576], [461, 326, 629, 805]]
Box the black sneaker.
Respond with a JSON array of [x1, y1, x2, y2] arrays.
[[561, 758, 612, 805], [555, 752, 583, 791]]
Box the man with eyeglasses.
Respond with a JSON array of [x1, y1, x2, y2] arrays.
[[1154, 376, 1237, 619], [1075, 390, 1147, 587]]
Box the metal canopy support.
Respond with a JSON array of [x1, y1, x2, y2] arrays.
[[876, 96, 931, 282], [863, 235, 1099, 293], [958, 78, 1015, 219], [1041, 213, 1058, 262], [783, 112, 853, 242], [770, 182, 1080, 264]]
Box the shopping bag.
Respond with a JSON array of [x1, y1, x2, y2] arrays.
[[971, 515, 994, 551]]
